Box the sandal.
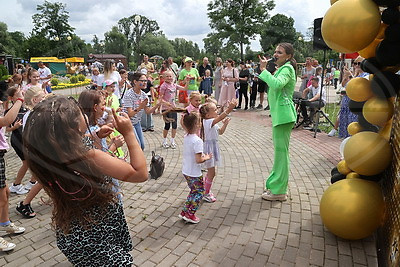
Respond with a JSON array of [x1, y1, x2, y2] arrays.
[[16, 202, 36, 218]]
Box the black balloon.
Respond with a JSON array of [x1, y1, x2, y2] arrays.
[[381, 7, 400, 24], [358, 114, 380, 132], [331, 173, 346, 184], [373, 0, 400, 7], [385, 24, 400, 43], [360, 173, 383, 182], [371, 71, 400, 98], [376, 40, 400, 66], [331, 167, 340, 176], [361, 58, 382, 74], [348, 100, 365, 115]]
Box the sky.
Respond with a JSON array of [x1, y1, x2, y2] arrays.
[[3, 0, 331, 51]]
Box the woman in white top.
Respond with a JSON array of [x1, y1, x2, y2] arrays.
[[103, 60, 122, 99]]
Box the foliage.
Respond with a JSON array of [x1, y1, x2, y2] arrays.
[[117, 14, 161, 63], [0, 22, 16, 55], [66, 74, 71, 78], [77, 74, 85, 82], [169, 38, 201, 60], [69, 76, 78, 84], [206, 0, 275, 60], [50, 78, 59, 86], [104, 26, 129, 56], [139, 33, 176, 60], [0, 65, 9, 81], [204, 32, 241, 62], [52, 79, 91, 90], [260, 14, 297, 52], [92, 35, 104, 54], [32, 0, 74, 40]]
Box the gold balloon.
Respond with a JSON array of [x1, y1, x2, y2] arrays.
[[363, 97, 394, 126], [346, 172, 360, 179], [376, 23, 388, 40], [320, 178, 385, 240], [358, 38, 381, 58], [337, 160, 352, 175], [346, 77, 374, 102], [330, 0, 339, 4], [322, 0, 381, 53], [344, 132, 392, 176], [347, 122, 363, 135], [379, 119, 393, 141]]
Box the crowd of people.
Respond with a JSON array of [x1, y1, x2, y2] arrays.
[[0, 44, 363, 265]]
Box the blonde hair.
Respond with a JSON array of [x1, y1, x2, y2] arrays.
[[189, 91, 201, 101], [25, 85, 44, 109]]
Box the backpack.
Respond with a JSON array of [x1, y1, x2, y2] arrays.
[[149, 151, 165, 179]]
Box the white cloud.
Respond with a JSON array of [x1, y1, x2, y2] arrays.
[[3, 0, 331, 51]]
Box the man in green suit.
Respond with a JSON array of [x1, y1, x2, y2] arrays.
[[259, 43, 297, 201]]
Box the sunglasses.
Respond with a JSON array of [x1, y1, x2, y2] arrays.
[[353, 62, 361, 66], [138, 79, 148, 83]]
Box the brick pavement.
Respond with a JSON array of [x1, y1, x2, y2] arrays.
[[0, 108, 378, 266]]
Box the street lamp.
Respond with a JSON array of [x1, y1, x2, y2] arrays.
[[134, 15, 141, 66]]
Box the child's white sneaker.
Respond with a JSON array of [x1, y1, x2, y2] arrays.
[[170, 142, 177, 149], [162, 142, 169, 149], [0, 237, 16, 251], [328, 129, 337, 137]]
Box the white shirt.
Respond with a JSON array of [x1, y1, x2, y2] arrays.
[[22, 110, 31, 130], [309, 85, 326, 103], [38, 66, 51, 84], [182, 134, 204, 177], [203, 118, 219, 141]]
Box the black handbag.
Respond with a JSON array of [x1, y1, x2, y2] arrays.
[[149, 151, 165, 179]]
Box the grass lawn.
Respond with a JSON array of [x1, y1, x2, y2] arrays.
[[316, 102, 340, 133]]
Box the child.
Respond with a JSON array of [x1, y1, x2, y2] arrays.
[[91, 67, 103, 90], [23, 95, 147, 265], [201, 69, 213, 97], [6, 86, 37, 196], [15, 85, 47, 218], [199, 98, 237, 202], [0, 87, 25, 251], [180, 111, 212, 223], [180, 91, 202, 133], [22, 68, 46, 93], [159, 71, 188, 149]]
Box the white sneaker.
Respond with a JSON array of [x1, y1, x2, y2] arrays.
[[170, 142, 177, 149], [262, 190, 287, 201], [162, 142, 169, 149], [9, 184, 28, 195], [24, 181, 37, 191], [328, 129, 337, 137], [0, 237, 16, 252], [0, 222, 25, 234]]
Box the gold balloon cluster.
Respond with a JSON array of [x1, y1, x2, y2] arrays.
[[319, 0, 400, 240]]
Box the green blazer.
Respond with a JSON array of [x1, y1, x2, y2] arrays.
[[259, 61, 297, 127]]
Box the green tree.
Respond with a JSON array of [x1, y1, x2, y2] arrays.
[[104, 26, 128, 56], [92, 35, 104, 54], [207, 0, 275, 61], [139, 33, 176, 59], [117, 14, 160, 64], [0, 22, 15, 55], [260, 14, 297, 52], [24, 33, 51, 58], [203, 32, 240, 62], [32, 0, 75, 39], [169, 38, 200, 59]]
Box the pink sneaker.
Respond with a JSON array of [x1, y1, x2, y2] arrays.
[[183, 212, 200, 224], [178, 211, 186, 220], [203, 193, 217, 203]]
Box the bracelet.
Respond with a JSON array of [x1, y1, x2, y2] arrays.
[[16, 98, 24, 103]]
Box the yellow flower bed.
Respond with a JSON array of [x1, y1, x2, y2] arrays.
[[52, 79, 91, 90]]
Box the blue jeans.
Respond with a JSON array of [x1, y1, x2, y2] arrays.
[[140, 111, 154, 130], [133, 123, 145, 150]]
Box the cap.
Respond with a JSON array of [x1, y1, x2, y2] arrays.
[[103, 80, 116, 88], [140, 68, 148, 75], [184, 57, 193, 63]]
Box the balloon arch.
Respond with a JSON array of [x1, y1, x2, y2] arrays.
[[319, 0, 400, 265]]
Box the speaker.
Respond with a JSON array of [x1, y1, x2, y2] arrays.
[[313, 18, 330, 50]]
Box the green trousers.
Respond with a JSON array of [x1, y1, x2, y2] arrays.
[[266, 122, 295, 194]]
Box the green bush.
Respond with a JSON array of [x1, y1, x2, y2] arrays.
[[77, 74, 85, 81], [70, 76, 78, 84], [66, 74, 72, 78], [51, 78, 59, 86], [0, 65, 9, 81]]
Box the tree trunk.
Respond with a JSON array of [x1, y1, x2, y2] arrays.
[[240, 41, 244, 61]]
